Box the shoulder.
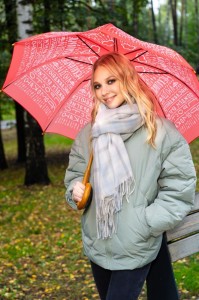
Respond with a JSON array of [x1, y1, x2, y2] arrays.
[[156, 117, 187, 149], [154, 117, 193, 164], [73, 122, 91, 146], [76, 122, 91, 140], [71, 122, 92, 157]]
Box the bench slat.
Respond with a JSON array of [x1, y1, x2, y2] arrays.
[[168, 233, 199, 262], [166, 212, 199, 241], [166, 193, 199, 261]]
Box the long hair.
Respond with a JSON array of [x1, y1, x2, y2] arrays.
[[91, 52, 157, 147]]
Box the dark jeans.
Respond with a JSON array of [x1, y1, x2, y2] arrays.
[[91, 234, 179, 300], [90, 261, 150, 300], [146, 233, 179, 300]]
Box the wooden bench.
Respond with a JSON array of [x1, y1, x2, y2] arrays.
[[167, 192, 199, 262]]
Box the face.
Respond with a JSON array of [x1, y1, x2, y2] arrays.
[[93, 66, 125, 109]]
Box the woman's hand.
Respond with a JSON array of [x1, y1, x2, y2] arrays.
[[72, 181, 85, 203]]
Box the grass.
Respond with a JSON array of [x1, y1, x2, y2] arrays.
[[0, 128, 199, 299]]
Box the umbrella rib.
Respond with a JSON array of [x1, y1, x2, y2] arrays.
[[130, 50, 148, 61], [125, 48, 165, 72], [135, 60, 169, 74], [137, 61, 199, 99], [124, 48, 145, 55], [2, 55, 90, 90], [77, 35, 101, 57], [43, 73, 92, 133], [114, 38, 118, 52], [138, 71, 167, 74], [65, 56, 93, 65], [77, 34, 112, 53]]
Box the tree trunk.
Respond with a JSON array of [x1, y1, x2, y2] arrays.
[[43, 0, 51, 32], [165, 0, 171, 44], [3, 0, 26, 164], [0, 56, 8, 169], [16, 0, 50, 185], [150, 0, 158, 43], [195, 0, 199, 50], [184, 0, 188, 49], [58, 0, 65, 30], [179, 0, 185, 46], [3, 0, 17, 44], [15, 103, 26, 163], [24, 114, 50, 185], [132, 2, 139, 37], [16, 0, 33, 39], [170, 0, 178, 46]]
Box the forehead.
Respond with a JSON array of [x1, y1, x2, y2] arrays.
[[93, 66, 114, 82]]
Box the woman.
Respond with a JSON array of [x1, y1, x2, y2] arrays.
[[64, 52, 196, 300]]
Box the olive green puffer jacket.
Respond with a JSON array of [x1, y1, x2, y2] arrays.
[[64, 118, 196, 270]]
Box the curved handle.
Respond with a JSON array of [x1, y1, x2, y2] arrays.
[[77, 152, 93, 210], [77, 183, 92, 210]]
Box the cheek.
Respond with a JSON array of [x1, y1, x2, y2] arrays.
[[95, 90, 101, 99]]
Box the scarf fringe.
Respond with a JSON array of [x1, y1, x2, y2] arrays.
[[97, 177, 135, 239]]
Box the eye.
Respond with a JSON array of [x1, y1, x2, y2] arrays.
[[107, 79, 116, 85], [93, 84, 101, 90]]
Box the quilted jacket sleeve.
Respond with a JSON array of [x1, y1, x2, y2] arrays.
[[64, 128, 89, 210], [145, 123, 197, 237]]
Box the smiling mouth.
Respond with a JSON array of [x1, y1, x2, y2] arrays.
[[104, 96, 115, 103]]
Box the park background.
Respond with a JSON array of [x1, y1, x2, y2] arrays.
[[0, 0, 198, 299]]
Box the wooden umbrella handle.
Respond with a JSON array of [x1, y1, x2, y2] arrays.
[[77, 152, 93, 210]]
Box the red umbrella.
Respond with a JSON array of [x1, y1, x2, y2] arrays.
[[2, 23, 199, 142]]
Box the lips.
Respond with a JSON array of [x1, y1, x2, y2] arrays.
[[104, 96, 115, 103]]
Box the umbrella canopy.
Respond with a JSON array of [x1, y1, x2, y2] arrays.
[[2, 23, 199, 142]]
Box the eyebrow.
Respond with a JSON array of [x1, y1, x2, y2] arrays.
[[93, 75, 116, 85]]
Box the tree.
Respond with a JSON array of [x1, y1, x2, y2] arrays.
[[179, 0, 185, 46], [0, 41, 9, 169], [43, 0, 51, 31], [170, 0, 178, 45], [3, 0, 26, 163], [150, 0, 158, 43], [24, 114, 50, 185], [16, 0, 50, 185], [194, 0, 199, 51]]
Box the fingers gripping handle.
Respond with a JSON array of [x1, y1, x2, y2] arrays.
[[77, 183, 92, 210], [77, 152, 93, 210]]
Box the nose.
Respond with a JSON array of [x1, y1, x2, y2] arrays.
[[101, 85, 109, 96]]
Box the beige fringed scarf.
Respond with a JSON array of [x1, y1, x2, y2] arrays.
[[92, 103, 144, 239]]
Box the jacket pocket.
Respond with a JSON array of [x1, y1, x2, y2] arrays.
[[134, 204, 151, 241]]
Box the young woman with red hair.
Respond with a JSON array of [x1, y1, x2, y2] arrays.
[[65, 52, 196, 300]]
